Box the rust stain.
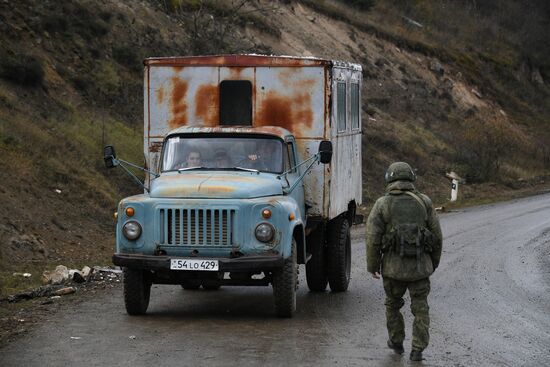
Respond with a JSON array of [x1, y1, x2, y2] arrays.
[[195, 84, 219, 127], [200, 185, 236, 193], [169, 77, 188, 129], [149, 142, 163, 153], [159, 186, 235, 196], [156, 88, 165, 105], [257, 92, 292, 127], [299, 79, 317, 88], [256, 91, 313, 132], [293, 92, 313, 125], [229, 67, 246, 78]]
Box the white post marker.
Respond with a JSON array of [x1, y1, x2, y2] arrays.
[[446, 171, 463, 202], [451, 179, 458, 202]]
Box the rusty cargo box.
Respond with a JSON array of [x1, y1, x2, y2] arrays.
[[143, 54, 362, 220]]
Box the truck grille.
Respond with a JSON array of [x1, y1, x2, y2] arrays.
[[159, 208, 236, 246]]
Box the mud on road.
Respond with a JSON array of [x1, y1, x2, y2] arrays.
[[1, 194, 549, 366]]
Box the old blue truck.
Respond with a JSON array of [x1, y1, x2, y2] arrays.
[[104, 55, 362, 317]]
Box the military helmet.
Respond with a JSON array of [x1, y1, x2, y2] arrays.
[[385, 162, 416, 183]]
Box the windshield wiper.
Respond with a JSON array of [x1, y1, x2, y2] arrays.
[[233, 166, 259, 173], [178, 166, 207, 172]]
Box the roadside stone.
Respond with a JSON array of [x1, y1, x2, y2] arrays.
[[42, 265, 70, 285], [81, 266, 92, 278]]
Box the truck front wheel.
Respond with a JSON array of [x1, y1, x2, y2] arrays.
[[272, 238, 298, 317], [327, 217, 351, 292], [123, 268, 151, 315]]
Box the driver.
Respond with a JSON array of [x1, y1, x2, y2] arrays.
[[214, 149, 231, 168], [176, 149, 201, 169]]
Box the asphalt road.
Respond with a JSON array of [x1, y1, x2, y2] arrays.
[[1, 194, 550, 366]]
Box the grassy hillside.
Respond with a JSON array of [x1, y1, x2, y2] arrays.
[[0, 0, 548, 296]]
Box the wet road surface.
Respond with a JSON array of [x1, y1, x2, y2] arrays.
[[1, 194, 550, 366]]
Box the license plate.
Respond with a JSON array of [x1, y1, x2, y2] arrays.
[[170, 259, 219, 271]]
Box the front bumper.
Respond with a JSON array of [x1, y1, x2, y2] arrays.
[[113, 253, 284, 272]]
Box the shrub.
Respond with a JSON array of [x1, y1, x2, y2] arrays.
[[453, 114, 515, 182], [94, 61, 120, 100], [42, 15, 69, 33], [113, 46, 142, 72], [0, 54, 45, 86]]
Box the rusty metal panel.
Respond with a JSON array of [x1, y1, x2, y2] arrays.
[[328, 68, 363, 219], [148, 66, 220, 134], [219, 67, 254, 81], [145, 55, 334, 67], [255, 67, 325, 139], [296, 139, 327, 216]]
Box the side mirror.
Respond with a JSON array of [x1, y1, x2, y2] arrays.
[[318, 140, 332, 164], [104, 145, 117, 168]]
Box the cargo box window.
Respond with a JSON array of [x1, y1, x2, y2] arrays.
[[220, 80, 252, 126], [351, 83, 360, 130], [337, 82, 346, 132]]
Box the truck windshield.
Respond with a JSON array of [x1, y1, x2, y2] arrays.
[[162, 135, 284, 173]]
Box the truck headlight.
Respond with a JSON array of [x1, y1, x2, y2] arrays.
[[123, 221, 142, 240], [255, 223, 275, 243]]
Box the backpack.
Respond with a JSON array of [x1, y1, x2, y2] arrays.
[[383, 191, 434, 269]]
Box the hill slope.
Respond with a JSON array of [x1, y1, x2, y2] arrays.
[[0, 0, 548, 295]]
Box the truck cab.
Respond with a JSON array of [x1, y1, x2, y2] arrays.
[[106, 55, 362, 317]]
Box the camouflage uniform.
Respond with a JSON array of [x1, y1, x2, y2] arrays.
[[366, 164, 442, 354]]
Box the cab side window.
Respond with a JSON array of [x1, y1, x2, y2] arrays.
[[285, 142, 297, 173]]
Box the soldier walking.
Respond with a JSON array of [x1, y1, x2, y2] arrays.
[[366, 162, 442, 361]]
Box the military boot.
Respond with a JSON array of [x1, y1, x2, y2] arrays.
[[409, 349, 423, 361], [387, 340, 404, 354]]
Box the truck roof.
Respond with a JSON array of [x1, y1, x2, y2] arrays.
[[144, 54, 362, 71], [166, 125, 293, 140]]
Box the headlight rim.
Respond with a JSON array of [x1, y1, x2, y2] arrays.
[[123, 220, 142, 240], [255, 222, 275, 243]]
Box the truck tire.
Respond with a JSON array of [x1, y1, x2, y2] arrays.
[[326, 217, 351, 292], [306, 226, 328, 292], [272, 238, 298, 317], [123, 268, 151, 315]]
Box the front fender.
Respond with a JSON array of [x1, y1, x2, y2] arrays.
[[275, 198, 305, 260]]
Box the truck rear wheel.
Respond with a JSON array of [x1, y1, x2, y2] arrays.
[[123, 268, 151, 315], [327, 217, 351, 292], [272, 238, 297, 317], [306, 226, 328, 292]]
